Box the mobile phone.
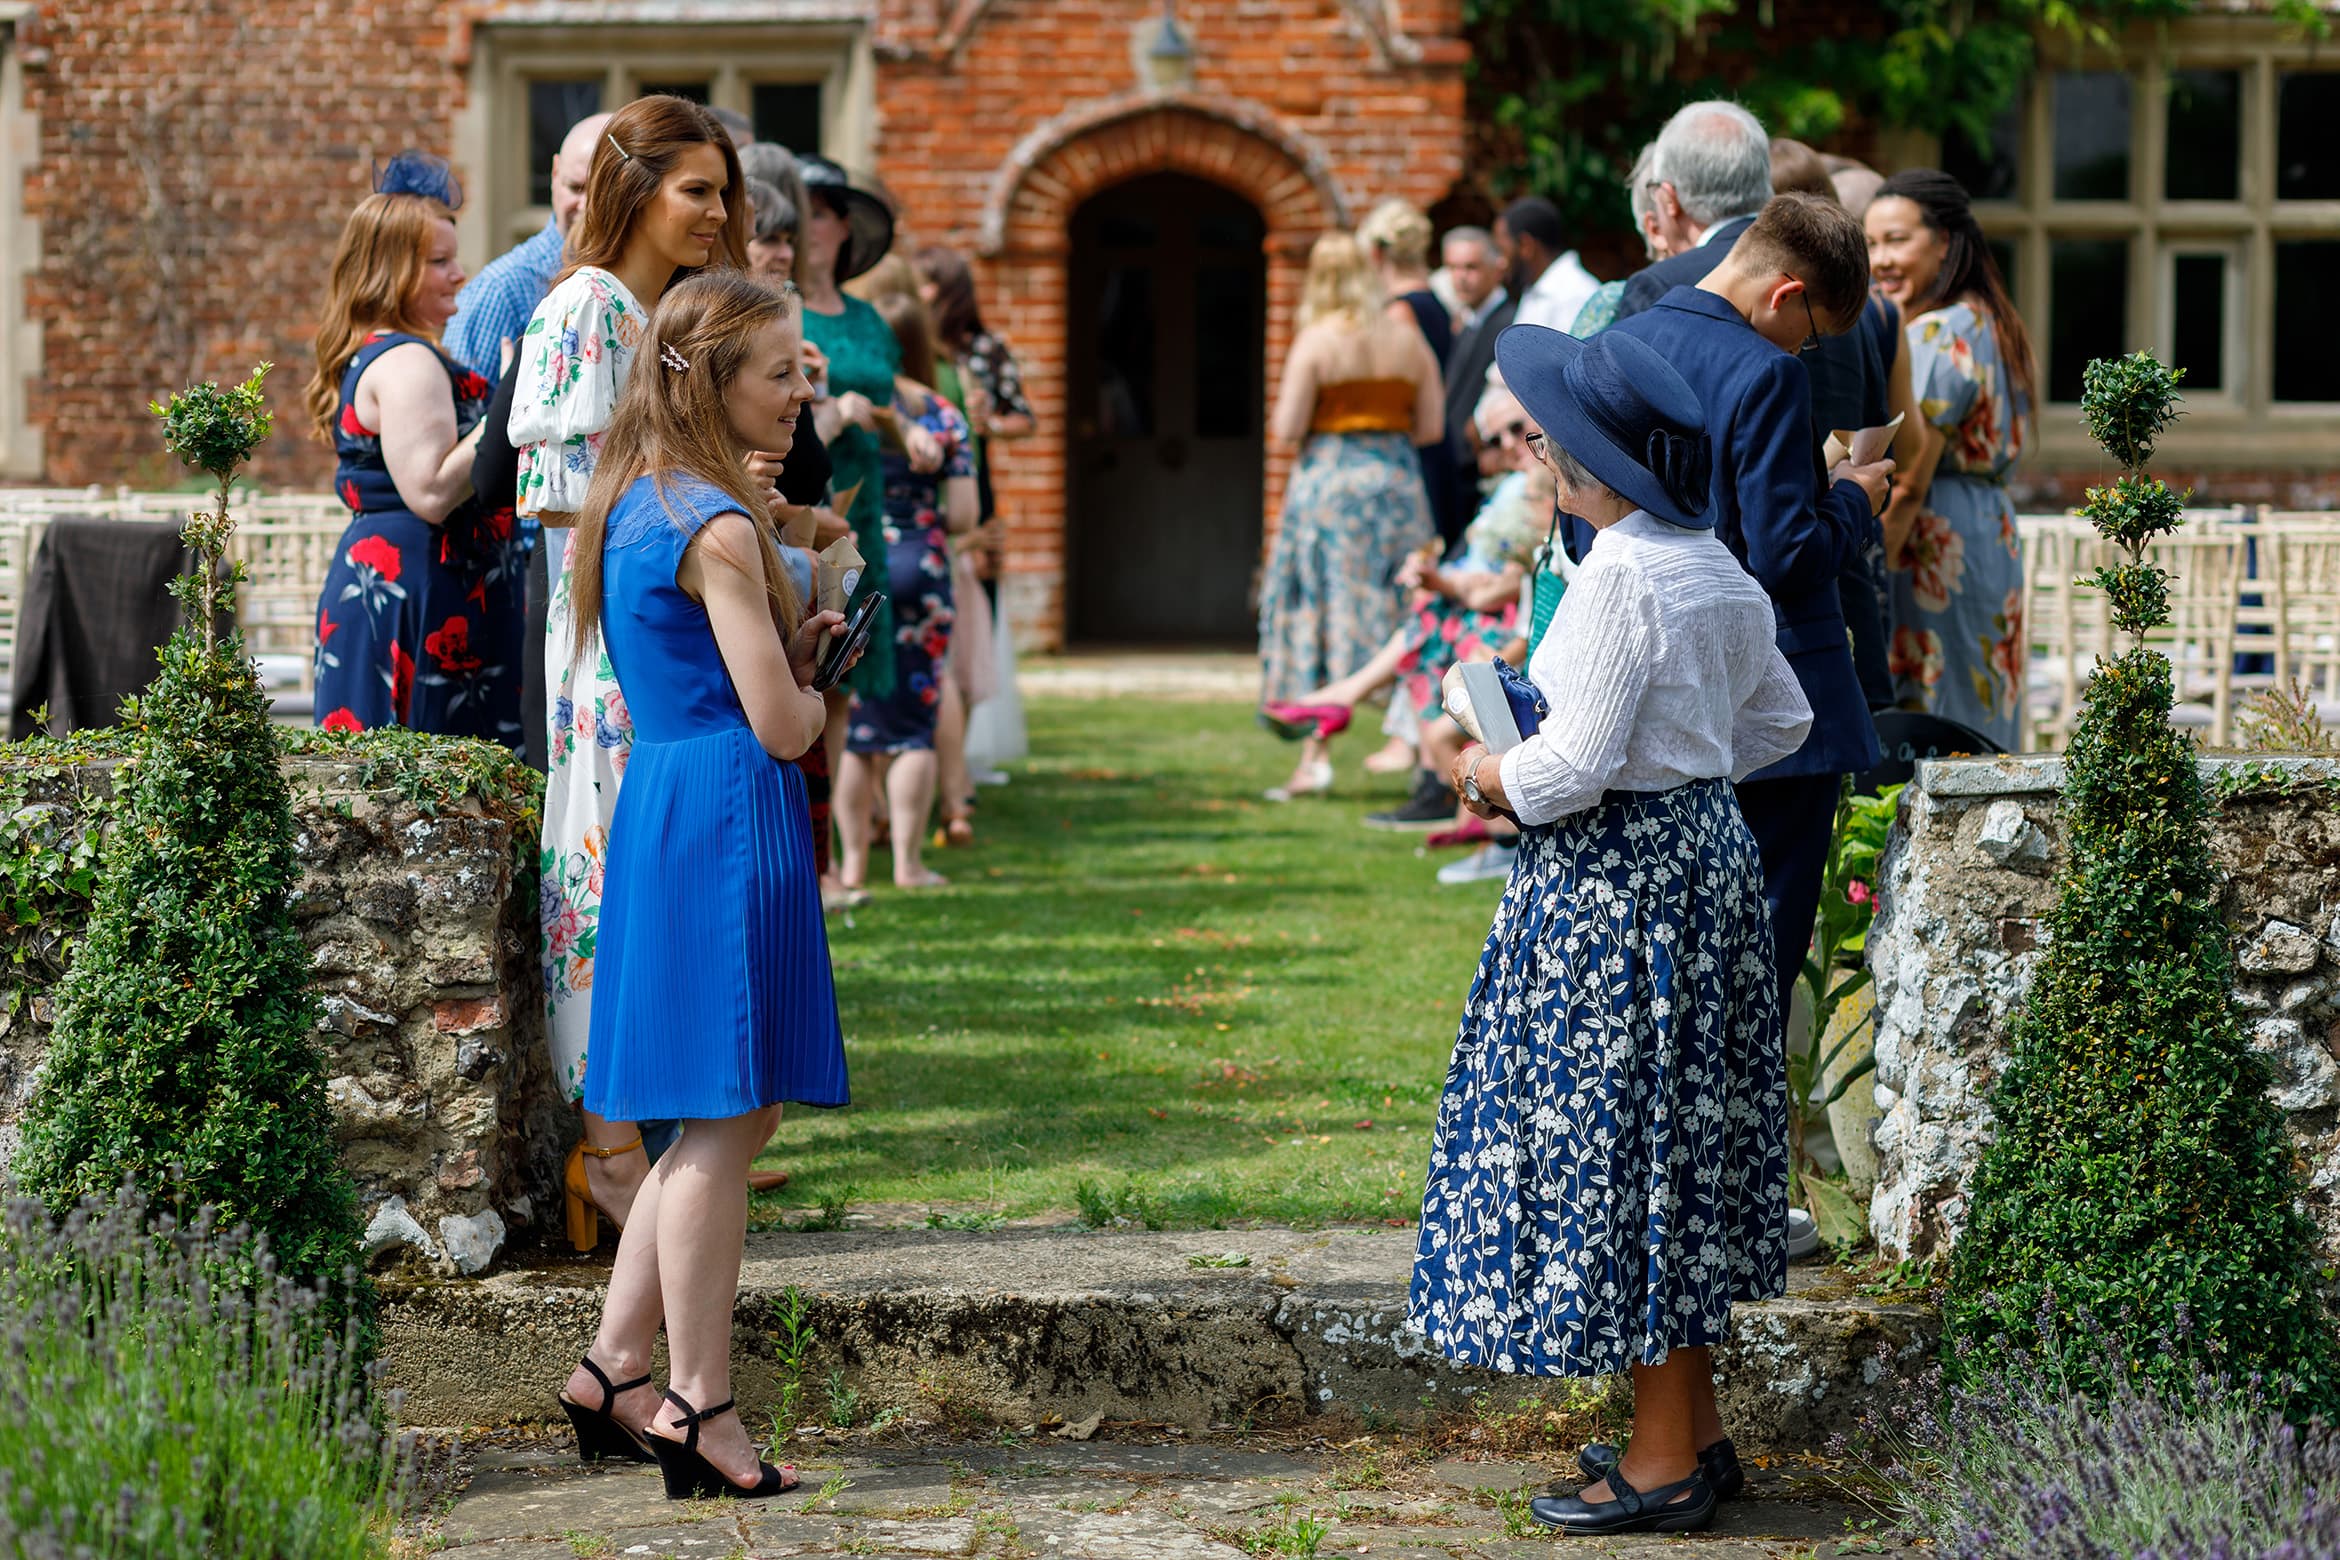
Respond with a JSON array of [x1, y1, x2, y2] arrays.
[[811, 591, 884, 693]]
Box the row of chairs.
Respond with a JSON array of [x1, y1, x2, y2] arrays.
[[2019, 508, 2340, 751], [0, 488, 349, 715]]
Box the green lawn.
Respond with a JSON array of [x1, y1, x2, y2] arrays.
[[756, 697, 1501, 1227]]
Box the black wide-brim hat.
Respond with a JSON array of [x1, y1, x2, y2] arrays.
[[1494, 324, 1713, 529], [797, 156, 894, 283]]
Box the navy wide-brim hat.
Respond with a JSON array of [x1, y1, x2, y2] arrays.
[[1494, 324, 1713, 529], [798, 156, 895, 283]]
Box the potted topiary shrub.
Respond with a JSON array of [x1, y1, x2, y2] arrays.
[[15, 365, 364, 1315], [1944, 351, 2339, 1416]]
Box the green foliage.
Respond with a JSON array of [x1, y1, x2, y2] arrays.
[[1467, 5, 2324, 236], [1791, 782, 1901, 1237], [2082, 353, 2187, 472], [1944, 351, 2340, 1419], [0, 1184, 407, 1558], [152, 362, 274, 490], [14, 367, 365, 1327]]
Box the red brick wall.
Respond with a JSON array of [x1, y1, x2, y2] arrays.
[[873, 0, 1470, 645], [18, 0, 469, 490]]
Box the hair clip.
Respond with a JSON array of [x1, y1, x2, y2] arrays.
[[607, 133, 633, 163], [660, 344, 691, 372], [373, 151, 463, 208]]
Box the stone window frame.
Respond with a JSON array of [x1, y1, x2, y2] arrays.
[[1958, 16, 2340, 469], [456, 5, 877, 262], [0, 2, 40, 480]]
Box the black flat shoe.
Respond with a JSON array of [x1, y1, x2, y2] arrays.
[[644, 1389, 800, 1501], [1531, 1464, 1715, 1536], [557, 1355, 656, 1465], [1577, 1436, 1744, 1499]]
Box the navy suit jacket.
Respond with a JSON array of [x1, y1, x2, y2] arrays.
[[1611, 215, 1758, 326], [1612, 286, 1882, 779]]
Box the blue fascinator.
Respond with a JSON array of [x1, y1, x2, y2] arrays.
[[373, 151, 463, 209]]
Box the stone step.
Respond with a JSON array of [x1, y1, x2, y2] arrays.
[[383, 1227, 1936, 1458]]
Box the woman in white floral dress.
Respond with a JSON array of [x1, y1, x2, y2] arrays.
[[511, 94, 753, 1243], [1865, 169, 2036, 751]]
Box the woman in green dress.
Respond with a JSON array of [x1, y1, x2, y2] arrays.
[[797, 157, 939, 709]]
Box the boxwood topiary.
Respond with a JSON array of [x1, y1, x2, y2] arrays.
[[14, 365, 364, 1322], [1944, 351, 2340, 1418]]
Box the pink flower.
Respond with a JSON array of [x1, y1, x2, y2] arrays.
[[1847, 879, 1874, 907], [1907, 508, 1965, 614]]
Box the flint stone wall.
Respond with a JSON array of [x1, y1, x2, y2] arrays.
[[1867, 754, 2340, 1266], [0, 754, 565, 1276]]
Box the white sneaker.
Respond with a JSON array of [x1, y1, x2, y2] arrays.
[[974, 768, 1011, 787], [1437, 842, 1518, 884]]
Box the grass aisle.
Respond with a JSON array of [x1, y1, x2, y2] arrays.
[[758, 697, 1503, 1228]]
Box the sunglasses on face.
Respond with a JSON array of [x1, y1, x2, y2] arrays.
[[1796, 290, 1822, 355]]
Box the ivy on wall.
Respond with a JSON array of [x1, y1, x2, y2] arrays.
[[1466, 0, 2332, 237]]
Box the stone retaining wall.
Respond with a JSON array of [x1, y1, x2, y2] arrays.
[[1866, 754, 2340, 1265], [0, 751, 564, 1275]]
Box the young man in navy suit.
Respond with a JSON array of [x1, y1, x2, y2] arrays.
[[1610, 193, 1894, 1019]]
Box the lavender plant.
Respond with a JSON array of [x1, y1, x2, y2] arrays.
[[0, 1182, 409, 1557], [1855, 1316, 2339, 1559]]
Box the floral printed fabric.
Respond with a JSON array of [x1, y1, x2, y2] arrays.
[[849, 390, 974, 754], [1259, 430, 1436, 704], [508, 268, 645, 521], [511, 267, 643, 1103], [313, 331, 524, 744], [1889, 301, 2027, 750], [1409, 778, 1789, 1376]]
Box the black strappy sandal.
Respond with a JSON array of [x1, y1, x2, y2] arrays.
[[557, 1356, 656, 1465], [1529, 1462, 1715, 1536], [644, 1389, 800, 1501]]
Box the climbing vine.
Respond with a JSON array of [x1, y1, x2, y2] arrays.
[[1466, 0, 2330, 236]]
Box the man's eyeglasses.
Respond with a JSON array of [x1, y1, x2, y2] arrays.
[[1796, 290, 1822, 355], [1523, 431, 1549, 459]]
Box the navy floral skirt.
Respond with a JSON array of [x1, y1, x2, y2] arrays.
[[1409, 778, 1788, 1377]]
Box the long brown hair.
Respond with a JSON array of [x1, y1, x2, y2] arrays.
[[914, 244, 984, 353], [568, 271, 805, 664], [555, 95, 750, 293], [1874, 167, 2038, 413], [305, 192, 454, 437]]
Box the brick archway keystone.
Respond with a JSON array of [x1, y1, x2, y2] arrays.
[[976, 92, 1351, 258]]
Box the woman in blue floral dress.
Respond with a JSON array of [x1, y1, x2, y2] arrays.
[[836, 291, 976, 891], [307, 158, 524, 744], [1865, 170, 2036, 751], [1413, 326, 1811, 1538]]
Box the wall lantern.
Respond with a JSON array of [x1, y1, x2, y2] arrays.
[[1144, 0, 1195, 92]]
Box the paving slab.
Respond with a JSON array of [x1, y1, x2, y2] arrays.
[[414, 1439, 1916, 1560], [384, 1227, 1935, 1458]]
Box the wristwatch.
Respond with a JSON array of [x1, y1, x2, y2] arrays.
[[1460, 752, 1488, 808]]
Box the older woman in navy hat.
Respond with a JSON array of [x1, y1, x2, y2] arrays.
[[1408, 325, 1813, 1537]]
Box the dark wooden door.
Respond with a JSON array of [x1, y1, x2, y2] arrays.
[[1068, 174, 1266, 644]]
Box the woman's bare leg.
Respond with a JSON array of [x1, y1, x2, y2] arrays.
[[935, 677, 972, 834], [835, 751, 877, 889], [647, 1108, 786, 1486], [886, 749, 945, 886], [580, 1108, 648, 1224]]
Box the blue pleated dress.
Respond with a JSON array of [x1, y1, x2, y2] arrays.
[[581, 473, 849, 1122]]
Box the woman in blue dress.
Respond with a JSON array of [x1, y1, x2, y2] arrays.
[[305, 155, 524, 744], [548, 271, 849, 1503], [1412, 326, 1811, 1537]]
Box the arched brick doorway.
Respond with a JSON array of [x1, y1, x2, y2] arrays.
[[1066, 173, 1264, 643], [974, 96, 1349, 649]]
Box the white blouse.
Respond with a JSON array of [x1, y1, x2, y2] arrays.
[[1496, 510, 1813, 827], [508, 267, 646, 520]]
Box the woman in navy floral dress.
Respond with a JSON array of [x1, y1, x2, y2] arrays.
[[1412, 326, 1811, 1538], [837, 291, 976, 891], [306, 158, 525, 744]]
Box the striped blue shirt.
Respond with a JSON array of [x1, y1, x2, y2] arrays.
[[443, 216, 565, 381]]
